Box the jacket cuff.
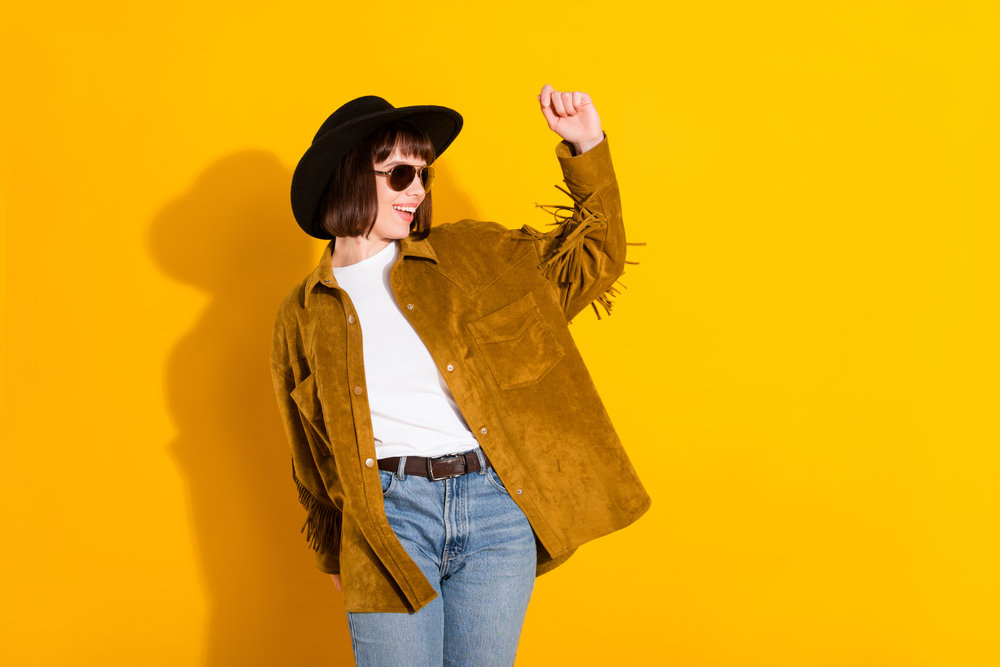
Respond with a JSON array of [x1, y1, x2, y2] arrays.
[[314, 549, 340, 575], [555, 133, 614, 193]]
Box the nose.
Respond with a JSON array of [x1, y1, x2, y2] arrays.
[[404, 168, 426, 197]]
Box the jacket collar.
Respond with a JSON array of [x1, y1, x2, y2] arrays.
[[304, 235, 439, 307], [399, 234, 438, 263]]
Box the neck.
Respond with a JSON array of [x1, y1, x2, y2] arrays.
[[331, 235, 394, 267]]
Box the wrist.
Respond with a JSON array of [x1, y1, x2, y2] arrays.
[[571, 133, 604, 156]]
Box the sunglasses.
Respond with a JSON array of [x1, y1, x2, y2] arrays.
[[374, 164, 435, 193]]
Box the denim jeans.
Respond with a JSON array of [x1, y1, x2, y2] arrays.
[[347, 449, 537, 667]]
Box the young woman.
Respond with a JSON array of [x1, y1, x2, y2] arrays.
[[272, 84, 650, 666]]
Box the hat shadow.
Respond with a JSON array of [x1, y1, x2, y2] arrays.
[[149, 150, 479, 666]]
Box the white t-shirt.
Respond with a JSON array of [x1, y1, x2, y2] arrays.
[[332, 241, 479, 459]]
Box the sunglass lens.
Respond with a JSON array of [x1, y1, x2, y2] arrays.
[[384, 165, 433, 192], [389, 165, 415, 191]]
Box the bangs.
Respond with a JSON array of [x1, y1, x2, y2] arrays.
[[371, 120, 437, 165]]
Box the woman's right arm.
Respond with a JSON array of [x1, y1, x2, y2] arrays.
[[518, 85, 630, 322], [271, 316, 343, 577]]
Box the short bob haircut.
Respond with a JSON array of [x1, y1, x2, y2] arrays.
[[322, 120, 436, 240]]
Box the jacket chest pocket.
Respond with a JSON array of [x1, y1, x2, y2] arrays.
[[468, 293, 564, 390]]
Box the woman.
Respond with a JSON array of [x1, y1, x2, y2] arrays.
[[272, 84, 650, 666]]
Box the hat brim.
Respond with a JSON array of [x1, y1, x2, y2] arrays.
[[291, 105, 463, 239]]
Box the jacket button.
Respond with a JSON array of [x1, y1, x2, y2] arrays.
[[480, 427, 487, 434], [365, 458, 374, 468], [447, 364, 454, 372], [407, 304, 414, 310], [348, 315, 355, 324], [516, 489, 523, 495], [354, 386, 363, 395]]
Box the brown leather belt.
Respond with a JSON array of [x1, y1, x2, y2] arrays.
[[377, 450, 490, 481]]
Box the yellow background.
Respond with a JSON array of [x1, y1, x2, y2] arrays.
[[3, 1, 998, 665]]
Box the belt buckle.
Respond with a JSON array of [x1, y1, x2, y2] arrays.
[[426, 453, 467, 481]]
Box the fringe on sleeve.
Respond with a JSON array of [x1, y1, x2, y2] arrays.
[[293, 469, 341, 556], [522, 185, 645, 319]]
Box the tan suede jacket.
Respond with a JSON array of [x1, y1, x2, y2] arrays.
[[271, 136, 650, 613]]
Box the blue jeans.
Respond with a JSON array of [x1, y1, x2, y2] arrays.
[[347, 450, 537, 667]]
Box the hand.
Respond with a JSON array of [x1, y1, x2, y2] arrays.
[[537, 84, 603, 155], [330, 574, 342, 591]]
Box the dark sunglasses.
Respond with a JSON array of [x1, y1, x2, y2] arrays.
[[374, 164, 435, 193]]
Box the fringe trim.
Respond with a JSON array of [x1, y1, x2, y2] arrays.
[[294, 470, 341, 556], [527, 186, 607, 287], [592, 282, 622, 320], [525, 185, 645, 319]]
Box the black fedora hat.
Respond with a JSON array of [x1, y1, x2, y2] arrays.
[[291, 96, 463, 239]]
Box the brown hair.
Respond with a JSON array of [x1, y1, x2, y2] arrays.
[[321, 120, 436, 240]]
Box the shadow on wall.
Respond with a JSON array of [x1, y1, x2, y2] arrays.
[[149, 149, 480, 666], [148, 150, 351, 666]]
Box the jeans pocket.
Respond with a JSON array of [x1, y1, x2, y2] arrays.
[[485, 467, 510, 494], [378, 470, 396, 498]]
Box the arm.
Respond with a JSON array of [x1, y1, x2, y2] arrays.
[[271, 318, 343, 576], [523, 85, 628, 320]]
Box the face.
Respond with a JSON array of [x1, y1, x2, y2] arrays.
[[370, 148, 428, 242]]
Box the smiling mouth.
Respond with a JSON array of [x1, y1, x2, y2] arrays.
[[393, 205, 417, 214]]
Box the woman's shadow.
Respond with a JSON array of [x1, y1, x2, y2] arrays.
[[150, 149, 477, 666]]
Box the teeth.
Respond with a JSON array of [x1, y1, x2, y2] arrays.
[[393, 205, 417, 213]]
